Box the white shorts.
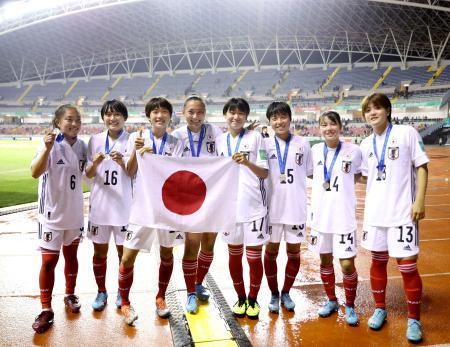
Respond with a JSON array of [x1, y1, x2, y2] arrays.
[[308, 230, 357, 259], [87, 222, 128, 245], [123, 224, 184, 252], [38, 223, 83, 251], [222, 216, 269, 246], [268, 223, 306, 244], [361, 222, 419, 258]]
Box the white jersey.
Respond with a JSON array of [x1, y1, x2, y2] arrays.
[[87, 130, 132, 226], [265, 134, 313, 225], [32, 138, 87, 230], [126, 129, 184, 227], [360, 124, 429, 227], [171, 123, 222, 157], [310, 141, 362, 234], [216, 129, 268, 223]]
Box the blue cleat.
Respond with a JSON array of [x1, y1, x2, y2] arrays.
[[345, 305, 359, 326], [195, 283, 210, 301], [368, 308, 387, 330], [281, 292, 295, 311], [268, 293, 280, 313], [115, 292, 122, 309], [406, 318, 422, 343], [92, 291, 108, 311], [186, 293, 198, 314], [318, 300, 339, 317]]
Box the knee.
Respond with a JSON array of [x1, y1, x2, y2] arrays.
[[340, 259, 355, 274], [160, 247, 173, 260], [120, 254, 135, 268]]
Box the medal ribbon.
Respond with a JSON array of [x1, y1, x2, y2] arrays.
[[323, 141, 342, 183], [187, 125, 205, 157], [149, 129, 168, 155], [105, 129, 124, 154], [275, 133, 291, 175], [373, 123, 393, 173], [227, 129, 245, 157]]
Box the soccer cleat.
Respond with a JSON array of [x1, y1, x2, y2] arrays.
[[345, 305, 359, 326], [246, 299, 260, 320], [268, 293, 280, 313], [92, 291, 108, 311], [155, 297, 171, 318], [368, 308, 387, 330], [318, 300, 339, 318], [115, 292, 122, 309], [281, 292, 295, 311], [121, 305, 138, 325], [195, 283, 210, 301], [32, 310, 54, 334], [186, 293, 198, 314], [232, 297, 247, 318], [64, 294, 81, 313], [406, 318, 422, 343]]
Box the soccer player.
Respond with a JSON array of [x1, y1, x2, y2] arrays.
[[264, 102, 313, 313], [171, 96, 223, 314], [216, 97, 269, 319], [118, 97, 184, 325], [309, 111, 362, 326], [360, 93, 428, 343], [85, 100, 131, 311], [31, 105, 87, 333]]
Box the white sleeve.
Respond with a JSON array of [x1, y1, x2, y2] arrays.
[[304, 140, 314, 177], [360, 140, 369, 176], [173, 137, 185, 157], [87, 136, 95, 165], [123, 132, 136, 165], [353, 146, 362, 174], [254, 132, 269, 169], [30, 139, 50, 169], [409, 126, 429, 167]]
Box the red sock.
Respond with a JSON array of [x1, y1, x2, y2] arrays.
[[93, 255, 107, 292], [39, 248, 60, 309], [62, 239, 79, 295], [118, 264, 134, 306], [320, 264, 337, 301], [228, 245, 246, 298], [343, 270, 358, 307], [246, 248, 263, 301], [157, 256, 173, 299], [264, 249, 279, 294], [370, 251, 389, 309], [183, 259, 197, 294], [282, 251, 300, 293], [196, 251, 214, 285], [398, 259, 422, 320]]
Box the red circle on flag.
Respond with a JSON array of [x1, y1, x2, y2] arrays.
[[162, 170, 207, 215]]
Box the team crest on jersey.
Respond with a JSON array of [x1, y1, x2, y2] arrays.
[[126, 231, 133, 241], [79, 160, 86, 172], [388, 147, 399, 160], [341, 160, 352, 173], [295, 153, 303, 166], [206, 141, 215, 153], [43, 232, 52, 242]]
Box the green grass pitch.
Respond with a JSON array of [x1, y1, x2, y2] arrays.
[[0, 140, 39, 208]]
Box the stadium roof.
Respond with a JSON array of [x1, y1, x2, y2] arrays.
[[0, 0, 449, 84]]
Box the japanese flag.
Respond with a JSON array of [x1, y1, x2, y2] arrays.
[[129, 155, 239, 233]]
